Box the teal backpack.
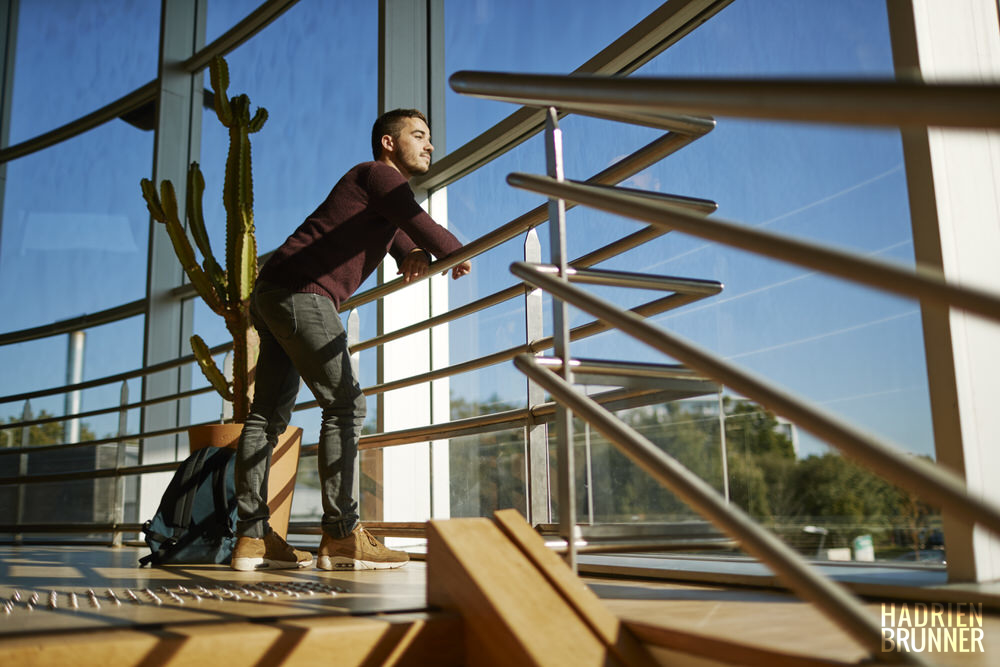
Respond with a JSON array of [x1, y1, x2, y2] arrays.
[[139, 446, 239, 566]]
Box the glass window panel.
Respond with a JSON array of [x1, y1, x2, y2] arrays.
[[621, 0, 930, 459], [21, 476, 118, 529], [569, 405, 717, 525], [0, 315, 143, 534], [450, 426, 526, 518], [0, 468, 14, 536], [449, 365, 527, 423], [290, 451, 321, 525], [614, 3, 933, 561], [442, 0, 937, 559], [206, 0, 263, 44], [9, 0, 159, 144], [0, 120, 153, 332], [444, 0, 665, 150], [441, 138, 544, 413], [0, 319, 141, 445], [76, 315, 145, 438], [197, 0, 377, 259], [0, 336, 67, 405]]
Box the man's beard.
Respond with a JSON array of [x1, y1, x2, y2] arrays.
[[406, 156, 430, 174]]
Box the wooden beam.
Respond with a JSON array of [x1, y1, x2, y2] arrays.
[[492, 509, 656, 665], [427, 517, 623, 666]]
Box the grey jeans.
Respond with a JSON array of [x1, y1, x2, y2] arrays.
[[235, 279, 366, 540]]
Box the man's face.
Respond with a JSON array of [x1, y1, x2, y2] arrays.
[[389, 117, 433, 178]]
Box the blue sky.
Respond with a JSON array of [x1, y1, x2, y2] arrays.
[[0, 1, 932, 466]]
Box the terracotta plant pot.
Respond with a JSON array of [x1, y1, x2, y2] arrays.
[[187, 423, 302, 540]]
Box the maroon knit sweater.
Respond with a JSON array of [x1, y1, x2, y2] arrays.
[[259, 161, 463, 309]]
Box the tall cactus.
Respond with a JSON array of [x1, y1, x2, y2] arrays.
[[141, 56, 267, 423]]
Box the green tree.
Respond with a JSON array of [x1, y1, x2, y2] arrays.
[[585, 401, 728, 523], [2, 411, 106, 525], [3, 411, 96, 446], [723, 400, 796, 522]]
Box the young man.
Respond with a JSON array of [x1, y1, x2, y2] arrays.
[[231, 109, 471, 572]]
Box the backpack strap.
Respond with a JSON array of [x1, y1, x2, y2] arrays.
[[139, 521, 176, 567], [212, 449, 237, 538], [174, 447, 212, 534]]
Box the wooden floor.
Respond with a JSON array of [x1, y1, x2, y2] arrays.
[[590, 576, 999, 666], [0, 544, 425, 637], [1, 544, 998, 666]]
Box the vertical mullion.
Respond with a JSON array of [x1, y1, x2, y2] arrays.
[[138, 0, 205, 521], [524, 228, 551, 525]]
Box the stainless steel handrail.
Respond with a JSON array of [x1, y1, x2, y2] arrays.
[[0, 459, 184, 487], [182, 0, 301, 73], [560, 265, 724, 294], [446, 64, 1000, 663], [0, 386, 213, 432], [340, 129, 714, 312], [535, 356, 718, 393], [0, 0, 301, 165], [3, 419, 201, 457], [533, 357, 707, 380], [508, 173, 1000, 324], [0, 298, 146, 346], [0, 341, 229, 406], [2, 386, 676, 488], [450, 71, 1000, 129], [0, 81, 158, 165], [348, 385, 675, 452], [511, 260, 1000, 538], [350, 289, 719, 398], [350, 220, 707, 354]]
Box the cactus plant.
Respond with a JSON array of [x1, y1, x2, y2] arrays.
[[141, 56, 267, 423]]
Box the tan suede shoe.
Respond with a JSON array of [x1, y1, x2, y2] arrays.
[[317, 525, 409, 570], [231, 532, 314, 571]]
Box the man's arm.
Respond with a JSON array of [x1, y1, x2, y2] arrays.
[[369, 163, 464, 259], [374, 164, 471, 280], [397, 245, 470, 282], [389, 229, 431, 283]]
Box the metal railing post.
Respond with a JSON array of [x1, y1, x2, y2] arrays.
[[718, 389, 729, 503], [513, 352, 927, 665], [112, 381, 129, 547], [544, 107, 577, 569], [584, 420, 594, 524], [523, 229, 551, 525], [14, 399, 30, 544]]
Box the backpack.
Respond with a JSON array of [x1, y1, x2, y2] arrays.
[[139, 445, 239, 566]]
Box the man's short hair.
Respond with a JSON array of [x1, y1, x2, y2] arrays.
[[372, 108, 429, 160]]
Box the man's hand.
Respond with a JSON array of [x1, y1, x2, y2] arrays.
[[449, 260, 471, 280], [398, 248, 430, 283]]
